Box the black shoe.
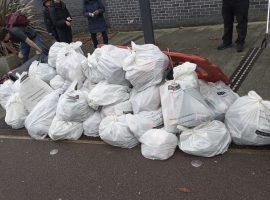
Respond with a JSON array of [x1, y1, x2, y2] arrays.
[[217, 43, 232, 50], [236, 43, 244, 52]]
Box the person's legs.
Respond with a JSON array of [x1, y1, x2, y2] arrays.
[[221, 0, 234, 46], [20, 41, 30, 63], [56, 28, 72, 43], [32, 35, 47, 63], [234, 0, 249, 50], [102, 31, 108, 45], [91, 32, 98, 48]]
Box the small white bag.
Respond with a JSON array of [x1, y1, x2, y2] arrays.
[[81, 51, 105, 84], [56, 82, 93, 122], [25, 90, 60, 140], [5, 93, 28, 129], [48, 42, 69, 68], [28, 61, 56, 83], [99, 115, 139, 148], [49, 75, 71, 92], [49, 116, 83, 141], [139, 129, 178, 160], [178, 120, 231, 157], [88, 81, 130, 110], [126, 109, 163, 139], [160, 80, 214, 133], [225, 91, 270, 146], [0, 80, 14, 109], [130, 85, 161, 114], [83, 112, 102, 137], [101, 101, 133, 118]]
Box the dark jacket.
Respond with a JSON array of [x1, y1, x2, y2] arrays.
[[43, 7, 59, 41], [83, 0, 107, 33]]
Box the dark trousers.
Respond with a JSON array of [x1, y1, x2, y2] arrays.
[[222, 0, 249, 45], [91, 31, 109, 48], [56, 27, 73, 43]]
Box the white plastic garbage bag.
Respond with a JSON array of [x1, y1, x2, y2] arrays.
[[83, 112, 102, 137], [99, 115, 139, 148], [49, 116, 83, 141], [199, 80, 239, 121], [139, 129, 178, 160], [178, 120, 231, 157], [130, 85, 161, 114], [173, 62, 199, 89], [19, 74, 53, 112], [88, 81, 130, 110], [25, 90, 60, 140], [48, 42, 69, 68], [101, 101, 133, 118], [97, 45, 130, 86], [0, 80, 14, 109], [80, 79, 96, 94], [56, 82, 92, 122], [126, 109, 163, 139], [81, 51, 105, 83], [50, 75, 71, 91], [160, 80, 214, 133], [5, 93, 28, 129], [123, 42, 168, 92], [13, 72, 25, 93], [56, 42, 86, 85], [28, 61, 56, 83], [225, 91, 270, 146]]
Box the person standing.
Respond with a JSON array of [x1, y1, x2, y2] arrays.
[[0, 26, 46, 63], [217, 0, 249, 52], [43, 0, 60, 41], [83, 0, 108, 48], [49, 0, 73, 43]]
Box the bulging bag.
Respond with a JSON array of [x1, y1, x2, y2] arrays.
[[0, 80, 14, 109], [178, 120, 231, 157], [123, 42, 168, 92], [25, 90, 60, 140], [28, 61, 56, 83], [5, 93, 28, 129], [99, 115, 139, 148], [88, 81, 130, 110], [130, 85, 161, 114], [50, 75, 71, 91], [160, 80, 214, 133], [139, 129, 178, 160], [49, 116, 83, 141], [83, 112, 102, 137], [48, 42, 69, 68], [225, 91, 270, 146], [101, 101, 133, 118]]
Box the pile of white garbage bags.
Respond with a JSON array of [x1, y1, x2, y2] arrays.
[[1, 41, 269, 162]]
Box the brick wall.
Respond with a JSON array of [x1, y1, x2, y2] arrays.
[[33, 0, 268, 32]]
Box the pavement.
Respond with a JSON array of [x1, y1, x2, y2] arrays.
[[0, 22, 270, 200]]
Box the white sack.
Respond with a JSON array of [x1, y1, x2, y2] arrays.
[[97, 45, 130, 86], [178, 120, 231, 157], [83, 112, 102, 137], [173, 62, 199, 89], [130, 85, 161, 114], [160, 81, 214, 133], [199, 80, 239, 121], [25, 90, 60, 140], [19, 75, 53, 112], [28, 61, 56, 83], [225, 91, 270, 146], [139, 129, 178, 160], [123, 42, 168, 92], [88, 81, 130, 109], [48, 42, 69, 68], [80, 79, 96, 94], [49, 75, 71, 91], [0, 80, 14, 109], [99, 115, 139, 148], [56, 82, 93, 122], [101, 101, 133, 118], [49, 116, 83, 141], [5, 93, 28, 129], [126, 109, 163, 139], [56, 42, 86, 85], [81, 51, 105, 83]]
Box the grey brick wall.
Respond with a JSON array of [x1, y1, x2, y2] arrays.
[[33, 0, 268, 32]]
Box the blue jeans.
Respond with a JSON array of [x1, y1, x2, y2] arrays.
[[20, 34, 47, 63]]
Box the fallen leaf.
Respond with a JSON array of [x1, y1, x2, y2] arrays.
[[179, 187, 191, 193]]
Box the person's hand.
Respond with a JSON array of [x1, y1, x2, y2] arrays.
[[67, 17, 72, 21], [93, 10, 99, 16], [66, 21, 71, 27], [18, 51, 24, 59], [48, 32, 53, 36], [35, 50, 41, 55], [89, 12, 94, 17]]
